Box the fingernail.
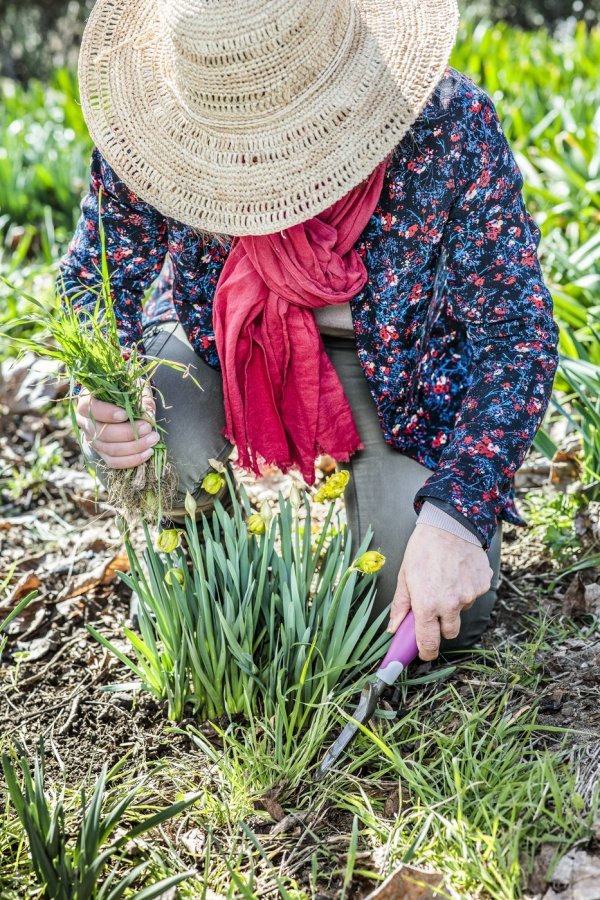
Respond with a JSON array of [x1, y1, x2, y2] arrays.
[[138, 423, 152, 437], [145, 433, 160, 447], [113, 410, 127, 422], [141, 448, 154, 461]]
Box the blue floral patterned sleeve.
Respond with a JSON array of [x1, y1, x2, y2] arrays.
[[413, 92, 559, 544], [58, 148, 168, 349]]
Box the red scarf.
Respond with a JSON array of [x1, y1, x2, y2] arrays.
[[213, 162, 387, 484]]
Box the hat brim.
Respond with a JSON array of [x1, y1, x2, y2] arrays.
[[79, 0, 459, 236]]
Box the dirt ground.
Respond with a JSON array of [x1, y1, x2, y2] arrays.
[[1, 362, 599, 898]]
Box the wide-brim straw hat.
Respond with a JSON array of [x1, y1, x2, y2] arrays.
[[79, 0, 459, 236]]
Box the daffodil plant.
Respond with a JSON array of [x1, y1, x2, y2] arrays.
[[89, 471, 390, 726]]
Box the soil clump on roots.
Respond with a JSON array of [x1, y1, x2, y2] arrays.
[[105, 455, 178, 524]]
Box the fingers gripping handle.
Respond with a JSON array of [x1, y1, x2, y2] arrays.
[[376, 611, 418, 686]]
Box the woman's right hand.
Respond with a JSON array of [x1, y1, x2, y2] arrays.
[[75, 385, 159, 469]]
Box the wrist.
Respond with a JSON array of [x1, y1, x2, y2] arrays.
[[416, 501, 483, 547]]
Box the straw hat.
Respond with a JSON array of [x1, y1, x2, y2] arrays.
[[79, 0, 459, 236]]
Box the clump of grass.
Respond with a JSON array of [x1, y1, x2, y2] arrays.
[[0, 197, 193, 522], [524, 490, 585, 563], [0, 592, 36, 662], [1, 740, 198, 900], [334, 646, 596, 899], [0, 437, 62, 504], [89, 473, 390, 725], [82, 611, 598, 898]]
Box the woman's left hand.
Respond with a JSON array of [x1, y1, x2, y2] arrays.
[[387, 524, 493, 660]]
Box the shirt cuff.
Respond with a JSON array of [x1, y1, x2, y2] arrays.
[[416, 501, 483, 546]]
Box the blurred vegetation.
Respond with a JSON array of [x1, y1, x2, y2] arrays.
[[0, 0, 598, 81], [473, 0, 599, 29], [0, 1, 93, 81], [0, 69, 90, 240]]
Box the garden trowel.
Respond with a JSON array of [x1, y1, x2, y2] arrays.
[[313, 610, 418, 781]]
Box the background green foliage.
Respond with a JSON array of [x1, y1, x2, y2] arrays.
[[474, 0, 599, 29], [0, 0, 598, 81]]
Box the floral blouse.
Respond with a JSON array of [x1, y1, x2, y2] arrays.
[[59, 67, 559, 548]]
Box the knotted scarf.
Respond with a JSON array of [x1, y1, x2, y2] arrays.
[[213, 162, 387, 484]]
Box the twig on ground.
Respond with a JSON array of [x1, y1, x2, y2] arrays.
[[57, 694, 81, 736], [501, 574, 530, 600], [17, 634, 82, 687], [10, 679, 90, 726]]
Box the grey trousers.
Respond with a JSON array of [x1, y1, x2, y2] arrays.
[[92, 320, 502, 650]]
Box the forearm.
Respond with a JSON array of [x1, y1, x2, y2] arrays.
[[415, 324, 558, 546], [58, 148, 168, 351]]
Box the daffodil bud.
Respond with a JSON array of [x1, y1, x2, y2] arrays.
[[207, 458, 226, 473], [289, 483, 302, 508], [354, 550, 386, 574], [259, 500, 273, 525], [247, 513, 266, 536], [184, 491, 198, 519], [164, 567, 185, 587], [201, 472, 225, 495], [115, 514, 129, 538], [314, 470, 350, 502], [156, 528, 182, 553]]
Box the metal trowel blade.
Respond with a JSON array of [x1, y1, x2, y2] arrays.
[[313, 679, 385, 781]]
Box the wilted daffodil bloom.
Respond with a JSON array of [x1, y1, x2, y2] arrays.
[[201, 472, 225, 495], [259, 500, 273, 525], [156, 528, 182, 553], [354, 550, 386, 574], [314, 470, 350, 503], [247, 513, 266, 536], [164, 567, 185, 587], [289, 483, 302, 509], [185, 490, 198, 519]]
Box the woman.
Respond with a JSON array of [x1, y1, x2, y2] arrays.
[[61, 0, 558, 660]]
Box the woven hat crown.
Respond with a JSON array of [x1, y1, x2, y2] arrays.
[[164, 0, 355, 124], [80, 0, 459, 235]]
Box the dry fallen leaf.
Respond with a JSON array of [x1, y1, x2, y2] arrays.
[[562, 574, 588, 618], [6, 572, 42, 605], [529, 843, 561, 896], [254, 793, 286, 822], [58, 552, 130, 600], [583, 582, 600, 616], [575, 502, 600, 545], [383, 787, 400, 819], [180, 827, 206, 856], [550, 440, 583, 487], [270, 813, 304, 836], [365, 865, 447, 900], [543, 849, 600, 900], [0, 353, 66, 415], [15, 634, 54, 663]]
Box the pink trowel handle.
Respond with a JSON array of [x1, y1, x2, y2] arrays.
[[375, 610, 418, 686]]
